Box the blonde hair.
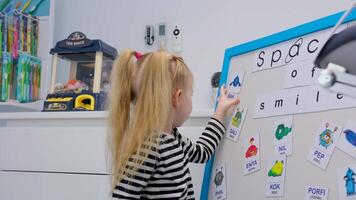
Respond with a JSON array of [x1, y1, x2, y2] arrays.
[[108, 49, 192, 190]]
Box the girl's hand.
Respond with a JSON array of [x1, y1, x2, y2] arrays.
[[213, 84, 240, 122]]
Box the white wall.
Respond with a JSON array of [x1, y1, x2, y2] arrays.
[[53, 0, 353, 111]]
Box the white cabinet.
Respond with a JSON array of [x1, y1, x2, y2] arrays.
[[0, 127, 108, 173], [0, 110, 212, 199], [0, 171, 111, 200]]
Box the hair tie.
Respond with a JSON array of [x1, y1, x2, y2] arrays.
[[134, 51, 142, 60]]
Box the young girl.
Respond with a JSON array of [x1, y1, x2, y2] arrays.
[[108, 49, 239, 199]]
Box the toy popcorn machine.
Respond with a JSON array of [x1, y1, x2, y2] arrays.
[[43, 32, 117, 111]]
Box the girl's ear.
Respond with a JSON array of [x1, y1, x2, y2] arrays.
[[172, 89, 183, 108]]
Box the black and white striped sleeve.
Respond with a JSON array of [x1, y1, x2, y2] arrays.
[[177, 117, 226, 163], [112, 142, 159, 199]]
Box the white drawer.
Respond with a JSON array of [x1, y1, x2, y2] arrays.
[[0, 171, 111, 200], [0, 127, 108, 173]]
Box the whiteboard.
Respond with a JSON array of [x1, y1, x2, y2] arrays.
[[200, 10, 356, 200]]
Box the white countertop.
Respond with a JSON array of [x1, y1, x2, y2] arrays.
[[0, 109, 214, 120]]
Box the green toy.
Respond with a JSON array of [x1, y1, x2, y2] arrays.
[[268, 160, 284, 177], [275, 124, 292, 140], [231, 108, 243, 128]]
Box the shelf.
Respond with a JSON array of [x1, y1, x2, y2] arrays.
[[0, 109, 214, 120], [0, 111, 106, 120]]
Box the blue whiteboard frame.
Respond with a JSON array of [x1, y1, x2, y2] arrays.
[[200, 10, 356, 200]]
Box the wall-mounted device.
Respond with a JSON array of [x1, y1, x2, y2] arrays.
[[158, 23, 166, 50], [172, 23, 182, 53], [145, 25, 155, 46]]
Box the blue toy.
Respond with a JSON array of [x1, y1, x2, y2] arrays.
[[343, 129, 356, 147], [344, 168, 356, 196], [229, 74, 241, 87]]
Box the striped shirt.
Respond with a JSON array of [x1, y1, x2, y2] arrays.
[[112, 117, 226, 200]]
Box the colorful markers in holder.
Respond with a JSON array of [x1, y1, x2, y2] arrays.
[[16, 53, 25, 102], [15, 53, 41, 103], [0, 16, 3, 100], [0, 9, 41, 103], [1, 52, 11, 101]]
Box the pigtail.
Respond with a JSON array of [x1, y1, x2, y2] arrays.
[[107, 49, 136, 188], [131, 51, 172, 139]]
